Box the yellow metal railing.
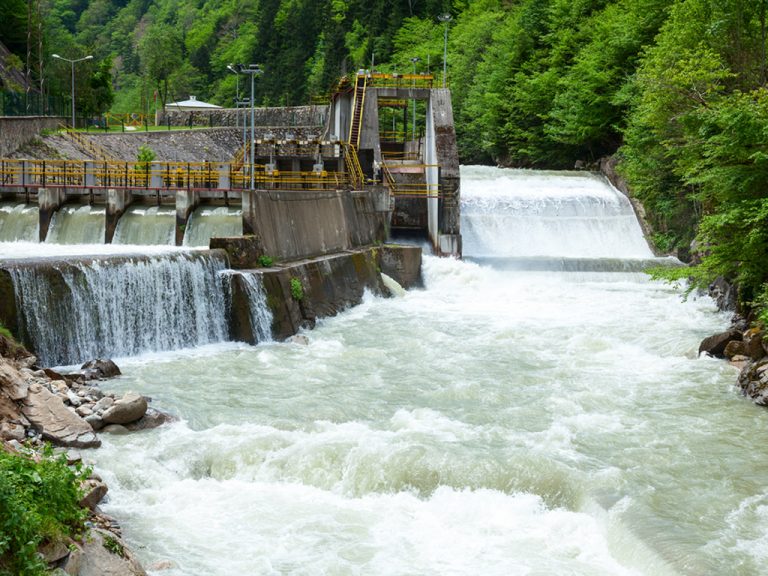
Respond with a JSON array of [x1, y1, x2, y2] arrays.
[[365, 73, 434, 89], [349, 74, 367, 149], [341, 142, 365, 188], [104, 112, 149, 128], [0, 158, 352, 192]]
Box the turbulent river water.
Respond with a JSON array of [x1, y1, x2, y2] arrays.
[[33, 166, 768, 574]]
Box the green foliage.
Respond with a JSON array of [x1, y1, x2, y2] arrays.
[[102, 534, 125, 558], [136, 145, 156, 165], [258, 255, 274, 267], [290, 277, 304, 301], [0, 323, 13, 342], [0, 446, 90, 576]]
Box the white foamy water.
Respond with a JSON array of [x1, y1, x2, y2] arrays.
[[87, 167, 767, 576]]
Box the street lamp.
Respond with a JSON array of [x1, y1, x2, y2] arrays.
[[238, 64, 263, 191], [437, 13, 452, 88], [226, 64, 240, 129], [410, 57, 421, 141], [52, 53, 93, 129]]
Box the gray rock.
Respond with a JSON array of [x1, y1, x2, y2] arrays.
[[93, 396, 115, 414], [61, 543, 83, 575], [124, 408, 176, 432], [699, 329, 742, 358], [0, 362, 29, 401], [39, 539, 70, 564], [102, 392, 147, 425], [0, 421, 26, 442], [66, 390, 81, 407], [85, 414, 105, 431], [80, 479, 109, 511], [101, 424, 129, 435], [22, 384, 101, 449], [76, 405, 94, 417], [78, 529, 147, 576], [80, 359, 122, 380]]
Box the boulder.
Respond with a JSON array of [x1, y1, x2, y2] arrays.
[[39, 539, 71, 564], [124, 408, 176, 432], [101, 392, 147, 425], [699, 329, 742, 358], [80, 359, 122, 380], [723, 340, 747, 359], [80, 478, 109, 511], [78, 529, 147, 576], [738, 359, 768, 405], [61, 543, 83, 575], [22, 383, 101, 448], [0, 362, 29, 400], [85, 414, 105, 431], [743, 328, 767, 361]]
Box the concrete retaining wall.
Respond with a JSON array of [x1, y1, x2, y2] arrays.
[[157, 105, 329, 131], [0, 116, 66, 156], [242, 187, 389, 262], [230, 248, 385, 343]]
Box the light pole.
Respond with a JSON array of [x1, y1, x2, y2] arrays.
[[226, 64, 240, 129], [238, 64, 263, 191], [52, 53, 93, 129], [437, 13, 452, 88], [410, 57, 420, 141]]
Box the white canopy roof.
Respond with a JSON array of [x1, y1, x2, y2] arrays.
[[165, 95, 221, 110]]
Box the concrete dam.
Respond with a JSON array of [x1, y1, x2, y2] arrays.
[[0, 72, 458, 365]]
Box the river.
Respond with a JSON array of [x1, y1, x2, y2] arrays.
[[12, 166, 767, 574]]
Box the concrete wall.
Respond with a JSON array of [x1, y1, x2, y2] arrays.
[[230, 248, 385, 342], [157, 105, 329, 131], [242, 187, 389, 262], [0, 116, 66, 156]]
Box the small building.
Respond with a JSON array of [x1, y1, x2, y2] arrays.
[[164, 96, 221, 112]]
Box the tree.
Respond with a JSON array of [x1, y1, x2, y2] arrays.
[[138, 23, 182, 108]]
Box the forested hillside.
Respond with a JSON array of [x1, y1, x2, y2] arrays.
[[2, 0, 768, 318]]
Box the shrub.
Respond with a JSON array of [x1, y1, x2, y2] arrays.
[[290, 278, 304, 301], [258, 255, 274, 267], [0, 446, 90, 576]]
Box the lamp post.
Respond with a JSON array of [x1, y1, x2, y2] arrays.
[[226, 64, 240, 129], [437, 13, 452, 88], [410, 57, 420, 141], [52, 53, 93, 129], [238, 64, 263, 191]]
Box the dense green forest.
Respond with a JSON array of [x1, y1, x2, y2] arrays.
[[2, 0, 768, 319]]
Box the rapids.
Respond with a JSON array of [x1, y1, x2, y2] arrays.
[[84, 167, 768, 575]]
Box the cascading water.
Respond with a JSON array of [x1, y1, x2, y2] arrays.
[[461, 166, 664, 270], [183, 205, 243, 247], [230, 271, 273, 343], [112, 205, 176, 245], [88, 167, 768, 576], [46, 204, 106, 244], [8, 251, 230, 366], [0, 203, 38, 242]]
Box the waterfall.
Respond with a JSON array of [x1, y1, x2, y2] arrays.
[[461, 167, 657, 267], [237, 272, 273, 343], [113, 205, 176, 246], [0, 203, 38, 242], [221, 270, 274, 344], [8, 251, 230, 366], [46, 205, 106, 244], [183, 206, 243, 247]]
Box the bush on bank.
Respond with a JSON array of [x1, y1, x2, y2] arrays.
[[0, 445, 90, 576]]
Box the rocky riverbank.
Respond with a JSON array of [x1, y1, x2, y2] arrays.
[[0, 335, 166, 575], [699, 313, 768, 405]]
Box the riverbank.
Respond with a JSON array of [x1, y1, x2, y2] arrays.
[[0, 335, 150, 575]]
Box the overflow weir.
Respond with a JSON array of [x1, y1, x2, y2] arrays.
[[0, 73, 455, 364]]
